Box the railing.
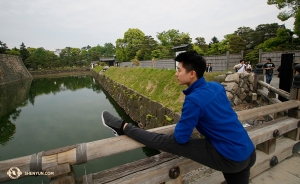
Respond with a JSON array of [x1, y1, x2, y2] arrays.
[[1, 64, 300, 184]]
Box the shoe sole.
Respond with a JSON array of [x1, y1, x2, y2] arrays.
[[101, 111, 119, 136]]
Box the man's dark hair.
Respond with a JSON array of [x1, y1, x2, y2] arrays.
[[240, 59, 244, 63], [174, 50, 206, 79], [267, 58, 272, 62]]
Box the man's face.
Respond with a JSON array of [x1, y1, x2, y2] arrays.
[[266, 60, 270, 63], [175, 62, 194, 86]]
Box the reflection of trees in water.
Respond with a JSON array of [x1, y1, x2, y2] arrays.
[[0, 110, 20, 145], [28, 75, 102, 105], [0, 75, 102, 145]]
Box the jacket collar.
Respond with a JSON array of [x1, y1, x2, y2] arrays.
[[183, 77, 207, 96]]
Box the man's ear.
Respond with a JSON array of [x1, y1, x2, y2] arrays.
[[190, 70, 197, 78]]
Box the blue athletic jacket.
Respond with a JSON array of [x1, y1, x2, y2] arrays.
[[174, 77, 254, 161]]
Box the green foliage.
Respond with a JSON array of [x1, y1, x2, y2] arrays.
[[156, 29, 192, 57], [267, 0, 299, 21], [294, 10, 300, 36], [25, 47, 59, 69], [5, 47, 20, 56], [194, 37, 209, 53], [228, 35, 246, 53], [192, 45, 205, 55]]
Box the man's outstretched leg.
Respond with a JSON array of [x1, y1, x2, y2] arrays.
[[101, 110, 256, 184]]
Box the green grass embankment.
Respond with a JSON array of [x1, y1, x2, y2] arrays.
[[95, 66, 227, 112]]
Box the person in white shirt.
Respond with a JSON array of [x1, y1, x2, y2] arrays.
[[234, 59, 246, 73]]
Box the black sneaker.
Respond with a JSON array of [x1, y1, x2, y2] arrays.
[[101, 111, 125, 136]]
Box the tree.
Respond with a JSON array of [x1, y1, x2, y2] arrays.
[[123, 28, 145, 60], [25, 47, 57, 69], [136, 35, 158, 60], [20, 42, 30, 62], [156, 29, 192, 57], [115, 38, 128, 62], [234, 27, 255, 50], [6, 47, 20, 56], [194, 37, 208, 53], [0, 41, 8, 54], [228, 35, 246, 53], [294, 10, 300, 36], [267, 0, 299, 21], [251, 23, 280, 47], [261, 28, 295, 51], [210, 36, 219, 44], [115, 28, 145, 62], [103, 43, 116, 57]]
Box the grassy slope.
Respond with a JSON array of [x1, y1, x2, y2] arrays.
[[96, 66, 226, 112]]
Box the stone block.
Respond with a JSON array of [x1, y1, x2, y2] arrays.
[[225, 73, 239, 83], [221, 82, 238, 93]]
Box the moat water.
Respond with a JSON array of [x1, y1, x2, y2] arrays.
[[0, 75, 159, 184]]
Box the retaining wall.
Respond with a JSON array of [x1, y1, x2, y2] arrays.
[[91, 70, 181, 129], [0, 54, 32, 86]]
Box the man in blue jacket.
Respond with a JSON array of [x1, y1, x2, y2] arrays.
[[102, 51, 256, 184]]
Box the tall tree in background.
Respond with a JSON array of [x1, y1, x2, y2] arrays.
[[124, 28, 145, 61], [228, 35, 246, 53], [103, 43, 116, 57], [234, 27, 255, 50], [156, 29, 192, 57], [115, 28, 145, 62], [209, 36, 219, 48], [136, 35, 158, 60], [115, 38, 127, 62], [251, 23, 280, 47], [20, 42, 30, 62], [0, 41, 8, 54], [194, 37, 208, 53]]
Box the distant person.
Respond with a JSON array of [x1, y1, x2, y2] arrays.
[[102, 51, 256, 184], [263, 58, 275, 84], [205, 63, 209, 72], [234, 59, 246, 73], [207, 63, 212, 72], [246, 62, 252, 73]]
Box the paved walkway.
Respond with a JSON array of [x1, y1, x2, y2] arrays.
[[265, 74, 279, 88]]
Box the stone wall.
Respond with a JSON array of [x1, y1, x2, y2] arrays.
[[0, 54, 32, 86], [91, 70, 181, 129], [222, 72, 255, 106]]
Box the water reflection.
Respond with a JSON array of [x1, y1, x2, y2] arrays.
[[28, 76, 102, 105], [0, 80, 32, 145]]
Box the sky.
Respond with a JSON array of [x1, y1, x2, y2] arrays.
[[0, 0, 296, 51]]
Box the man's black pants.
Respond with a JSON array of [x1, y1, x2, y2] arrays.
[[124, 124, 256, 184]]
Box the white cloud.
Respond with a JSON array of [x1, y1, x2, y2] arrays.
[[0, 0, 295, 51]]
